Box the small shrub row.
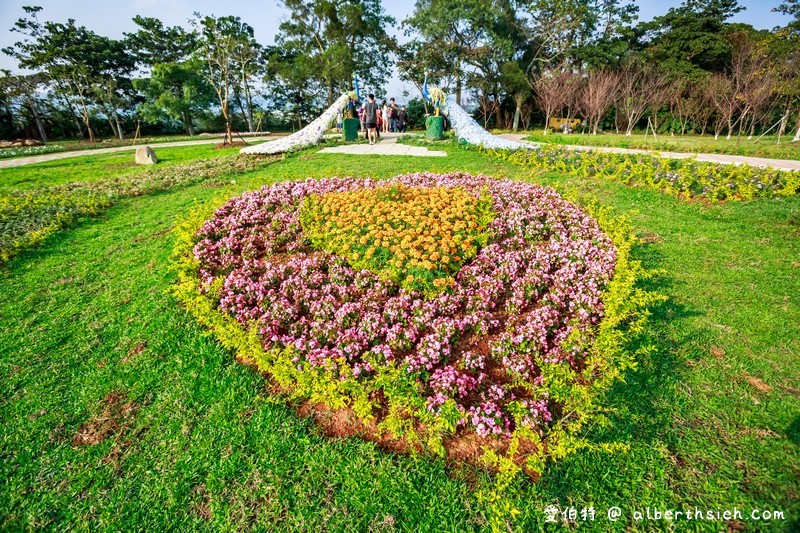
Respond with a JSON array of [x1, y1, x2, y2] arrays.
[[0, 145, 67, 159], [0, 155, 278, 265], [522, 131, 800, 161], [472, 143, 800, 202], [0, 135, 222, 160]]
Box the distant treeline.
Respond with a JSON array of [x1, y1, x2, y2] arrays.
[[1, 0, 799, 142]]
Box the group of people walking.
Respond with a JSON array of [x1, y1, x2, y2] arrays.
[[363, 97, 407, 134], [360, 95, 406, 144], [337, 95, 408, 145]]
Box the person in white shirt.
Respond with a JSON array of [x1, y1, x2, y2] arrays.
[[381, 101, 389, 133]]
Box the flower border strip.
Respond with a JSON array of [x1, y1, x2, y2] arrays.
[[470, 140, 800, 202]]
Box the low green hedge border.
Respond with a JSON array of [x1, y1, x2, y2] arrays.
[[471, 143, 800, 202]]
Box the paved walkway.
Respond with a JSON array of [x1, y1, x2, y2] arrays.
[[499, 133, 800, 172], [317, 132, 447, 157], [5, 131, 797, 170], [0, 136, 274, 169]]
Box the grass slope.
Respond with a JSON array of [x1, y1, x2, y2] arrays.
[[1, 144, 798, 531]]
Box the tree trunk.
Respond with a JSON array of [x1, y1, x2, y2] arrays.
[[456, 60, 462, 106], [223, 100, 232, 144], [244, 84, 254, 133], [104, 112, 118, 139], [67, 104, 83, 138], [222, 79, 233, 144], [26, 100, 48, 143], [82, 109, 95, 142], [779, 105, 790, 137], [183, 108, 195, 135], [512, 103, 521, 133], [113, 109, 124, 140], [233, 91, 248, 132], [53, 80, 83, 138], [793, 113, 800, 142], [76, 89, 95, 143]]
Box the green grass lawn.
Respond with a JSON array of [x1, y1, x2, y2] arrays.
[[0, 133, 277, 161], [521, 131, 800, 161], [0, 144, 247, 192], [1, 142, 798, 530]]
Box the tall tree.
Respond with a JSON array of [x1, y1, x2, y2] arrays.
[[133, 59, 216, 135], [126, 16, 198, 65], [266, 45, 326, 129], [0, 72, 49, 141], [88, 36, 136, 139], [578, 69, 619, 134], [193, 14, 256, 144], [534, 67, 580, 134], [276, 0, 395, 105], [773, 0, 800, 141], [230, 32, 266, 132], [500, 61, 531, 132], [635, 0, 744, 78], [4, 9, 133, 142], [403, 0, 511, 106], [126, 17, 214, 135], [395, 39, 452, 113]]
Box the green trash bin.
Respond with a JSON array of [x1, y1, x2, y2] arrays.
[[426, 115, 444, 140], [343, 117, 360, 141]]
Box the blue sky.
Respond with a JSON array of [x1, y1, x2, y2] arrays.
[[0, 0, 791, 102]]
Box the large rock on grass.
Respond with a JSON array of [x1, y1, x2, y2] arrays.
[[135, 145, 158, 165]]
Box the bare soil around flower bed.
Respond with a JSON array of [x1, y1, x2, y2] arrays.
[[213, 141, 251, 149], [235, 351, 543, 477]]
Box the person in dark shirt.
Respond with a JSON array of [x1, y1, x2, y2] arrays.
[[389, 98, 399, 132], [363, 94, 379, 145], [398, 106, 408, 133]]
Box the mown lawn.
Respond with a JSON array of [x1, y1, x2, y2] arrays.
[[0, 143, 798, 531], [521, 131, 800, 161], [0, 134, 273, 161], [0, 144, 248, 192]]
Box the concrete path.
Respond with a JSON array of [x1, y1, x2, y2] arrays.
[[318, 132, 447, 157], [499, 133, 800, 172], [0, 136, 274, 169]]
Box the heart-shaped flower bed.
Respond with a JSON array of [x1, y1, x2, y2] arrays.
[[176, 172, 648, 475]]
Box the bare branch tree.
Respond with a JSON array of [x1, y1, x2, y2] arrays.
[[617, 62, 658, 136], [708, 73, 736, 140], [533, 67, 575, 135], [729, 32, 776, 141], [668, 79, 689, 136], [577, 69, 618, 134], [646, 72, 672, 138]]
